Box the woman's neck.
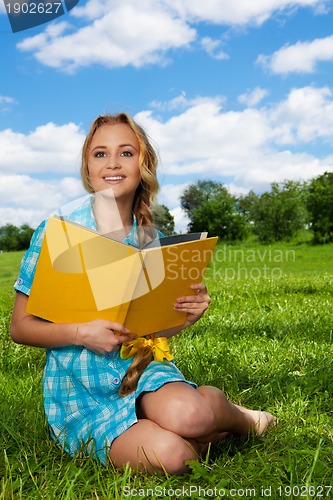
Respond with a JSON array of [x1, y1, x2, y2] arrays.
[[93, 191, 133, 238]]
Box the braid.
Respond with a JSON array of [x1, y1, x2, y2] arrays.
[[134, 186, 157, 246], [118, 343, 153, 397]]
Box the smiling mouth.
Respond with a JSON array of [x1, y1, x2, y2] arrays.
[[103, 176, 126, 182]]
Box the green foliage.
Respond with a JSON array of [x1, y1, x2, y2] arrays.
[[240, 180, 308, 243], [180, 180, 223, 217], [307, 171, 333, 244], [0, 224, 34, 252], [180, 180, 248, 240], [152, 203, 175, 236], [1, 243, 333, 498], [180, 175, 333, 244]]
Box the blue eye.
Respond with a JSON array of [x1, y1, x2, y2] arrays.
[[95, 151, 108, 158]]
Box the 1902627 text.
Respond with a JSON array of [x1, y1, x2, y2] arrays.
[[5, 2, 62, 14]]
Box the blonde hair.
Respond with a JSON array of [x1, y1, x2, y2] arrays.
[[118, 336, 155, 397], [81, 114, 160, 396]]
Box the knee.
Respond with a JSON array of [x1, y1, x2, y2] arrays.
[[167, 393, 216, 437], [155, 434, 198, 475], [109, 421, 198, 476]]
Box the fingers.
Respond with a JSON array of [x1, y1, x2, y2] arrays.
[[114, 332, 137, 344], [105, 322, 137, 347], [190, 283, 208, 293], [78, 320, 137, 355], [174, 283, 211, 310], [103, 320, 131, 335]]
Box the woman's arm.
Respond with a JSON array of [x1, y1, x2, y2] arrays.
[[155, 283, 211, 339], [10, 291, 137, 354]]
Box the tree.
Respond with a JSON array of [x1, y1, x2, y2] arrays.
[[248, 180, 307, 243], [0, 224, 19, 252], [0, 223, 34, 251], [180, 180, 248, 240], [152, 204, 175, 236], [306, 171, 333, 244], [17, 224, 34, 250], [180, 180, 226, 219], [237, 190, 259, 224]]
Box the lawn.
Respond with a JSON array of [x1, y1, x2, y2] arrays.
[[1, 242, 333, 499]]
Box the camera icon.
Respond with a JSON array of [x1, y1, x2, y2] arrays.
[[4, 0, 79, 33]]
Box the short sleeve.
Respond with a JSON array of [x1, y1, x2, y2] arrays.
[[14, 220, 47, 296]]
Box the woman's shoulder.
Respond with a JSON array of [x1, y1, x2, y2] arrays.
[[53, 195, 96, 229]]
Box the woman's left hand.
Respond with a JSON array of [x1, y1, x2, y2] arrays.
[[174, 283, 211, 328]]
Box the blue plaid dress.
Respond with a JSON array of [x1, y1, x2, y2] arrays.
[[14, 196, 195, 465]]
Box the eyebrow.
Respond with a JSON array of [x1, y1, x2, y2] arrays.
[[91, 143, 138, 152]]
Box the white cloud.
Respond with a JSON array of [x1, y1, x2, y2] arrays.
[[0, 95, 18, 113], [17, 1, 196, 72], [238, 87, 269, 107], [167, 0, 326, 25], [200, 37, 229, 60], [257, 35, 333, 74], [158, 182, 190, 208], [156, 182, 191, 233], [269, 86, 333, 143], [226, 183, 251, 197], [0, 96, 16, 105], [15, 0, 327, 72], [0, 207, 47, 228], [170, 206, 190, 233], [136, 100, 272, 173], [239, 150, 331, 186], [0, 122, 85, 173], [0, 175, 85, 227], [2, 86, 333, 228], [136, 87, 333, 190], [150, 93, 226, 113], [150, 92, 189, 112]]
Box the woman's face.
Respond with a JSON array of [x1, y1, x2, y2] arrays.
[[87, 123, 141, 203]]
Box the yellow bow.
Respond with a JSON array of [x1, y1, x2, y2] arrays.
[[120, 336, 174, 363]]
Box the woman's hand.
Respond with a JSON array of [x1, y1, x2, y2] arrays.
[[10, 292, 136, 352], [174, 283, 211, 329], [75, 319, 137, 355]]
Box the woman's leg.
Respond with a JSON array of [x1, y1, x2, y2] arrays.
[[109, 383, 275, 474], [109, 419, 201, 475], [137, 382, 275, 443]]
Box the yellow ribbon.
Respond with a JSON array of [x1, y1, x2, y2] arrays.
[[120, 336, 174, 363]]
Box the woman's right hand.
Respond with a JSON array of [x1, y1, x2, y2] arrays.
[[75, 319, 137, 355]]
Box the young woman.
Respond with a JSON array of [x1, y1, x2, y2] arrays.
[[11, 113, 275, 475]]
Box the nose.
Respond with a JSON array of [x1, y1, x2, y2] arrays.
[[106, 154, 120, 169]]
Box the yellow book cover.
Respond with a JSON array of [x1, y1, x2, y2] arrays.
[[26, 216, 218, 336]]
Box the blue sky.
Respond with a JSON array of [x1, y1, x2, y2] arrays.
[[1, 0, 333, 232]]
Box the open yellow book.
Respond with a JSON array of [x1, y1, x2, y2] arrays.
[[26, 216, 218, 336]]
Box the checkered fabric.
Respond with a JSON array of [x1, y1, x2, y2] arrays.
[[14, 195, 195, 465]]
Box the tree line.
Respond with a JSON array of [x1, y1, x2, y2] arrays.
[[179, 171, 333, 244], [0, 224, 35, 252], [1, 172, 332, 251]]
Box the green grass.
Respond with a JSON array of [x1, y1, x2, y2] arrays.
[[1, 244, 333, 499], [0, 251, 24, 290]]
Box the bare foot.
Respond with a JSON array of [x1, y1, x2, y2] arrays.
[[235, 405, 277, 435]]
